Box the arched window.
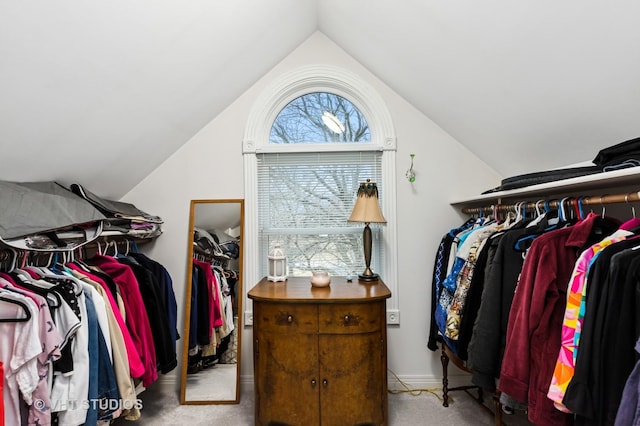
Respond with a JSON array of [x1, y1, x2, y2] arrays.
[[261, 91, 378, 277], [244, 65, 399, 324], [270, 92, 370, 144]]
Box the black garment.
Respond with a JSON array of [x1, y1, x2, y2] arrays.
[[563, 238, 640, 422], [118, 257, 177, 374], [49, 278, 81, 376], [481, 166, 602, 194], [194, 264, 211, 347], [602, 253, 640, 425], [225, 274, 238, 314], [216, 333, 232, 360], [593, 136, 640, 170], [130, 252, 180, 343], [468, 219, 548, 390], [189, 265, 199, 349]]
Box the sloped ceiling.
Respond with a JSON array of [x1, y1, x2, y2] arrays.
[[2, 1, 640, 199]]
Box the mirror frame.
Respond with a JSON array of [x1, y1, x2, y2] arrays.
[[179, 199, 244, 405]]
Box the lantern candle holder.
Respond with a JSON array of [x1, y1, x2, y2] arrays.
[[268, 245, 288, 282]]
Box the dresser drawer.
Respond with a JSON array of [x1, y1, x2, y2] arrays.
[[254, 302, 318, 333], [319, 302, 383, 334]]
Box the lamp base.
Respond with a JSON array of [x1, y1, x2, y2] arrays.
[[358, 273, 379, 282]]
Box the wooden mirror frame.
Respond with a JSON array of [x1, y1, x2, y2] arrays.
[[179, 199, 244, 404]]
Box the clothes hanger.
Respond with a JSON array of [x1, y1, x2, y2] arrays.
[[525, 200, 547, 228], [6, 269, 62, 308], [586, 195, 626, 238], [558, 197, 575, 228], [627, 193, 637, 218], [22, 252, 83, 295], [515, 198, 564, 251], [516, 201, 529, 224], [544, 199, 560, 226], [1, 247, 18, 273], [0, 293, 32, 322]]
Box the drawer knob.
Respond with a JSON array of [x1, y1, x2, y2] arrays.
[[341, 313, 360, 326], [322, 379, 328, 388], [287, 315, 293, 323], [311, 379, 316, 388]]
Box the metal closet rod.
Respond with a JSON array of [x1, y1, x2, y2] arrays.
[[461, 191, 640, 215]]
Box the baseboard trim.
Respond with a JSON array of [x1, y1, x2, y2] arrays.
[[150, 373, 475, 396]]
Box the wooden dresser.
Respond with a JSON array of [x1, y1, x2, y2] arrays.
[[248, 276, 392, 426]]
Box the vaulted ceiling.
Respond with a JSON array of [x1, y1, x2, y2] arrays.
[[2, 1, 639, 199]]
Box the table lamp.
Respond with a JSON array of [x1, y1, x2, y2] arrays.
[[347, 179, 386, 281]]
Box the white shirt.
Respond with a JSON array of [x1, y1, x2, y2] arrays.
[[0, 291, 41, 426]]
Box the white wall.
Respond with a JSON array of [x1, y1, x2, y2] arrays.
[[123, 31, 502, 393]]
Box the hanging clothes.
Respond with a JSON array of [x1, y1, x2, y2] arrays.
[[88, 254, 158, 387], [65, 262, 145, 381], [467, 215, 553, 390], [434, 218, 485, 355], [616, 336, 640, 425], [547, 230, 631, 413], [561, 237, 640, 425], [0, 292, 41, 426], [499, 212, 619, 425], [0, 361, 4, 426], [427, 218, 475, 352], [0, 182, 169, 425], [129, 252, 179, 344], [118, 256, 177, 374], [438, 194, 640, 425]]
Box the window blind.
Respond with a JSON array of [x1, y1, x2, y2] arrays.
[[257, 151, 383, 277]]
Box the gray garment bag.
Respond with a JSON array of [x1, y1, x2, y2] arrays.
[[0, 181, 106, 250]]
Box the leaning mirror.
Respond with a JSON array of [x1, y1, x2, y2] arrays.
[[180, 199, 243, 404]]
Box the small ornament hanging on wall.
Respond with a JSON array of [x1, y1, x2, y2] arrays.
[[405, 154, 416, 183]]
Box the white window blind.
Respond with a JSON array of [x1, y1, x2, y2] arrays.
[[257, 151, 383, 277]]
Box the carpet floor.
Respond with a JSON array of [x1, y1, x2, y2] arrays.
[[114, 385, 533, 425]]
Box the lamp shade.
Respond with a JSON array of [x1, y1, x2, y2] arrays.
[[347, 180, 386, 224]]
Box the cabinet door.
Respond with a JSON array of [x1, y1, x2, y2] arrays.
[[254, 303, 320, 426], [319, 332, 386, 426], [255, 333, 319, 425]]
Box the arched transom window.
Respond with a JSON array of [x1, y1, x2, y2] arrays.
[[270, 92, 370, 144]]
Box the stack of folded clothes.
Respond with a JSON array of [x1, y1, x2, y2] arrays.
[[70, 183, 163, 239]]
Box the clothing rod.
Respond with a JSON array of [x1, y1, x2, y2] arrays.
[[460, 191, 640, 215]]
